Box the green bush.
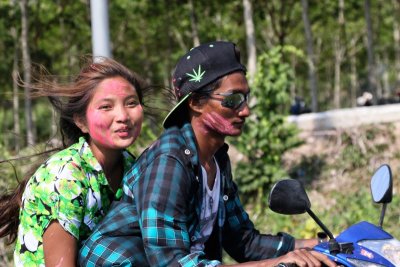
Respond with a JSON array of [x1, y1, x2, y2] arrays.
[[249, 123, 400, 243], [232, 46, 303, 213]]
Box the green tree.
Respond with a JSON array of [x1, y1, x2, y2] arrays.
[[233, 46, 303, 214]]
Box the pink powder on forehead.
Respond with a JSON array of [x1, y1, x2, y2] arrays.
[[100, 78, 136, 97]]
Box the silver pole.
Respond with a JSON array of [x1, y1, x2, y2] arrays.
[[90, 0, 111, 60]]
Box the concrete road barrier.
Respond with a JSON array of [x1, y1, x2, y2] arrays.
[[287, 103, 400, 131]]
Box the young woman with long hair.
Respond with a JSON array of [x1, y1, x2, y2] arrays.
[[0, 57, 146, 266]]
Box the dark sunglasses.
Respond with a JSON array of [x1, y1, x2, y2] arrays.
[[209, 91, 250, 109]]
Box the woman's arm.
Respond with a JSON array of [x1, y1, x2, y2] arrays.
[[43, 221, 77, 267]]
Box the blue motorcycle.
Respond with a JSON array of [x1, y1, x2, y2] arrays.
[[268, 164, 400, 266]]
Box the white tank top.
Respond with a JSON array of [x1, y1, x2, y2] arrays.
[[190, 158, 220, 253]]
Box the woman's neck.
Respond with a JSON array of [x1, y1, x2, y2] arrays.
[[89, 142, 124, 192]]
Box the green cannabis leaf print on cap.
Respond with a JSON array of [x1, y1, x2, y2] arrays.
[[186, 65, 205, 82]]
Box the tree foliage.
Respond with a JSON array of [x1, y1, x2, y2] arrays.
[[2, 0, 400, 151], [233, 46, 303, 213], [1, 1, 400, 263]]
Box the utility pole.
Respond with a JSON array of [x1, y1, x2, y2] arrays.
[[90, 0, 111, 60]]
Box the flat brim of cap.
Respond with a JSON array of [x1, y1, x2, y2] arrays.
[[163, 93, 192, 128]]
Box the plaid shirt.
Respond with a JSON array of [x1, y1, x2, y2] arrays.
[[79, 123, 295, 266]]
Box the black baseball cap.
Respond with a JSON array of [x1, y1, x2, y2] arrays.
[[163, 41, 247, 128]]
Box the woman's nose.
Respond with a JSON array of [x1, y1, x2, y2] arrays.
[[116, 106, 129, 122]]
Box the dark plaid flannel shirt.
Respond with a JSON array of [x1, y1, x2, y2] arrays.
[[79, 123, 295, 266]]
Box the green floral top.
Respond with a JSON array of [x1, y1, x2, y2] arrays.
[[13, 137, 135, 267]]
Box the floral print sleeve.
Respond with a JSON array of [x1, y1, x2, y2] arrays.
[[13, 137, 135, 267]]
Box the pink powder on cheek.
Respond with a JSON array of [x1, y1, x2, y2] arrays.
[[87, 108, 115, 146], [202, 112, 237, 135]]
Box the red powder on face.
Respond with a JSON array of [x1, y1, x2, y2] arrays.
[[86, 107, 115, 146], [201, 111, 238, 136], [84, 77, 143, 150]]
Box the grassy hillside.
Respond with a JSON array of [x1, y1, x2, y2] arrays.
[[251, 122, 400, 240]]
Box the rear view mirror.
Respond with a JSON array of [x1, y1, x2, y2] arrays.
[[370, 164, 393, 228], [370, 164, 392, 204], [268, 179, 311, 215], [268, 178, 335, 240]]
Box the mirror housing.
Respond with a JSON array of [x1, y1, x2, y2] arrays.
[[268, 179, 311, 215], [269, 178, 335, 240], [370, 164, 392, 204], [370, 164, 393, 228]]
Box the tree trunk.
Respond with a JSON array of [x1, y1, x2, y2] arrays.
[[243, 0, 256, 84], [392, 0, 400, 84], [364, 0, 377, 103], [12, 37, 21, 153], [334, 0, 345, 109], [214, 12, 222, 40], [188, 0, 200, 47], [301, 0, 318, 112], [290, 54, 298, 99], [20, 0, 35, 146], [264, 1, 296, 46], [382, 52, 390, 99], [375, 54, 383, 100], [349, 37, 359, 107]]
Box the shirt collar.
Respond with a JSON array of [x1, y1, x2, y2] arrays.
[[77, 136, 136, 174], [77, 136, 103, 172], [179, 122, 230, 169]]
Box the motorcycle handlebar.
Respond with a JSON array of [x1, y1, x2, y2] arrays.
[[275, 263, 344, 267]]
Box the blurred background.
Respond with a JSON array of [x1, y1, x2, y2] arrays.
[[1, 0, 400, 265]]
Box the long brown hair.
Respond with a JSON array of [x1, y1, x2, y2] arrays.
[[0, 56, 146, 244]]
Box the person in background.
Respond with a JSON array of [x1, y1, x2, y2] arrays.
[[79, 41, 335, 267], [0, 57, 146, 266]]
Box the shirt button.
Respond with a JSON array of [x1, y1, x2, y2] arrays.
[[184, 149, 191, 155], [191, 236, 197, 242], [50, 193, 59, 202], [223, 195, 229, 201]]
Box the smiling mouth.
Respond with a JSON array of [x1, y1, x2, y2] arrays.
[[117, 126, 130, 130], [116, 128, 131, 133]]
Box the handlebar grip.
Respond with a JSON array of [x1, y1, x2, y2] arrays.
[[275, 263, 297, 267]]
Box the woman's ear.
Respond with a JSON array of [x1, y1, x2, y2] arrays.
[[73, 114, 88, 133]]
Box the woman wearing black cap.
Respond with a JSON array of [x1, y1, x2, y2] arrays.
[[79, 41, 335, 267]]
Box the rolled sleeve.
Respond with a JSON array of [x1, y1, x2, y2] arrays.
[[24, 161, 88, 239]]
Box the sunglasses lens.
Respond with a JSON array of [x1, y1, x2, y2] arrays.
[[221, 93, 246, 109]]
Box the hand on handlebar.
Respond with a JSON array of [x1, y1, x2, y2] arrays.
[[274, 248, 337, 267], [275, 263, 297, 267]]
